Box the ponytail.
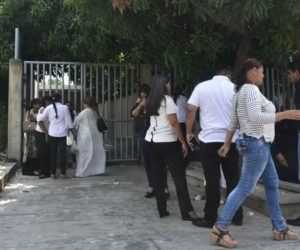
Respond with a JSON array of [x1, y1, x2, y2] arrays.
[[52, 93, 62, 119]]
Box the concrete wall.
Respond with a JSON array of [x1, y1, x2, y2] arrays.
[[7, 59, 23, 162]]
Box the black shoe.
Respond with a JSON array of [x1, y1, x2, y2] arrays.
[[181, 212, 202, 222], [165, 192, 171, 200], [144, 191, 154, 198], [159, 211, 170, 218], [39, 175, 50, 179], [192, 218, 214, 228], [231, 218, 243, 226], [287, 217, 300, 226]]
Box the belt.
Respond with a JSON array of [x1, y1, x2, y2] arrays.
[[242, 133, 271, 144]]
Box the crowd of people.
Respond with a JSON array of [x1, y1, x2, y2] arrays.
[[22, 58, 300, 248], [22, 94, 106, 179]]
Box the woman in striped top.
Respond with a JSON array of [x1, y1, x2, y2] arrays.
[[211, 58, 300, 248]]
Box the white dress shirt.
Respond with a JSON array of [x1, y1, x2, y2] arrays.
[[37, 102, 73, 137]]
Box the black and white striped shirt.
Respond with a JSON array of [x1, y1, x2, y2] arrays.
[[228, 84, 276, 141]]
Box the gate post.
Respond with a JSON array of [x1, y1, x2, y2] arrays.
[[7, 59, 23, 162], [139, 64, 152, 85]]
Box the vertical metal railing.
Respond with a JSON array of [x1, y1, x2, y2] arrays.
[[23, 61, 140, 162]]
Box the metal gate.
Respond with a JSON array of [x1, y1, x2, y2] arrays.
[[23, 61, 140, 162]]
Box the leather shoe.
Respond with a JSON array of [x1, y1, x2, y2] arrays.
[[192, 218, 214, 228], [287, 217, 300, 226], [181, 212, 202, 222], [159, 211, 170, 218], [144, 191, 154, 198]]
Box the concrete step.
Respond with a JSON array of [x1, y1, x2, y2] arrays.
[[0, 162, 18, 192], [186, 163, 300, 217]]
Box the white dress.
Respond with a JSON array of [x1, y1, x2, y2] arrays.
[[74, 109, 106, 177]]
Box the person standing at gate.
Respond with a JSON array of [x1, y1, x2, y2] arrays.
[[286, 60, 300, 226], [73, 96, 106, 177], [145, 74, 200, 221], [185, 66, 244, 228], [37, 92, 73, 179], [212, 58, 298, 248], [35, 95, 52, 179]]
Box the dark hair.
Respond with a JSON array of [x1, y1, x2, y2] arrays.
[[173, 85, 184, 104], [234, 58, 263, 92], [215, 66, 231, 76], [65, 101, 74, 121], [83, 96, 96, 108], [31, 98, 40, 106], [41, 95, 52, 108], [138, 84, 151, 97], [287, 60, 300, 73], [65, 101, 73, 107], [52, 92, 62, 118], [146, 74, 170, 116]]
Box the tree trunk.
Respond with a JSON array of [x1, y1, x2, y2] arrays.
[[233, 32, 253, 76]]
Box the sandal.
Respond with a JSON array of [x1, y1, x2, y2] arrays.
[[273, 227, 298, 241], [211, 225, 238, 248]]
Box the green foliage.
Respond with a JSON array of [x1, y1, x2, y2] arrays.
[[0, 0, 300, 88]]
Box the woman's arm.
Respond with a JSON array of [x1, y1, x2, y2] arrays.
[[131, 97, 146, 117], [73, 109, 86, 127]]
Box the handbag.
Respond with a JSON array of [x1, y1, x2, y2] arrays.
[[133, 116, 148, 138], [97, 115, 108, 133], [66, 130, 74, 146], [23, 121, 36, 133], [69, 142, 79, 154]]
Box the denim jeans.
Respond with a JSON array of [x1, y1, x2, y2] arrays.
[[216, 136, 286, 231]]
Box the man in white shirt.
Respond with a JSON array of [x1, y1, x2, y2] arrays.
[[185, 67, 244, 228]]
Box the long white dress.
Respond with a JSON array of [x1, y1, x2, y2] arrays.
[[74, 109, 106, 177]]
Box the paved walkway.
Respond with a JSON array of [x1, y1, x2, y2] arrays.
[[1, 163, 299, 249]]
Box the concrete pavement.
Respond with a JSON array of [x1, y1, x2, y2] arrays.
[[1, 162, 300, 250]]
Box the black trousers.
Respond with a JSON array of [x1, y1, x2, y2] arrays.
[[146, 140, 194, 215], [199, 141, 243, 223], [35, 131, 50, 176], [49, 136, 67, 175]]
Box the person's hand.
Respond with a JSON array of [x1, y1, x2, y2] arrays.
[[45, 134, 49, 143], [186, 133, 196, 151], [284, 110, 300, 120], [218, 144, 230, 157], [139, 97, 146, 108], [182, 143, 189, 158]]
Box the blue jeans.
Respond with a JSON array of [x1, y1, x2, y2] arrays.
[[139, 137, 168, 189], [216, 136, 286, 231]]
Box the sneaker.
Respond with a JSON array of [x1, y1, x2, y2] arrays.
[[193, 195, 206, 201]]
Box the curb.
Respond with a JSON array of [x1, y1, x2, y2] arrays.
[[0, 162, 18, 192]]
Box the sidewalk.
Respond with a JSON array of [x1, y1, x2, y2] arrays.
[[0, 162, 299, 250]]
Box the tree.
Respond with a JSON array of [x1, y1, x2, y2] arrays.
[[1, 0, 300, 88]]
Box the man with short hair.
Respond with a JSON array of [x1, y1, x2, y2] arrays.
[[286, 60, 300, 226], [185, 67, 243, 228]]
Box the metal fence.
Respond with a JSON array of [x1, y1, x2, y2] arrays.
[[261, 68, 294, 111], [23, 61, 140, 162]]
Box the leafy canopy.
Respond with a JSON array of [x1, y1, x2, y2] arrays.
[[0, 0, 300, 83]]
